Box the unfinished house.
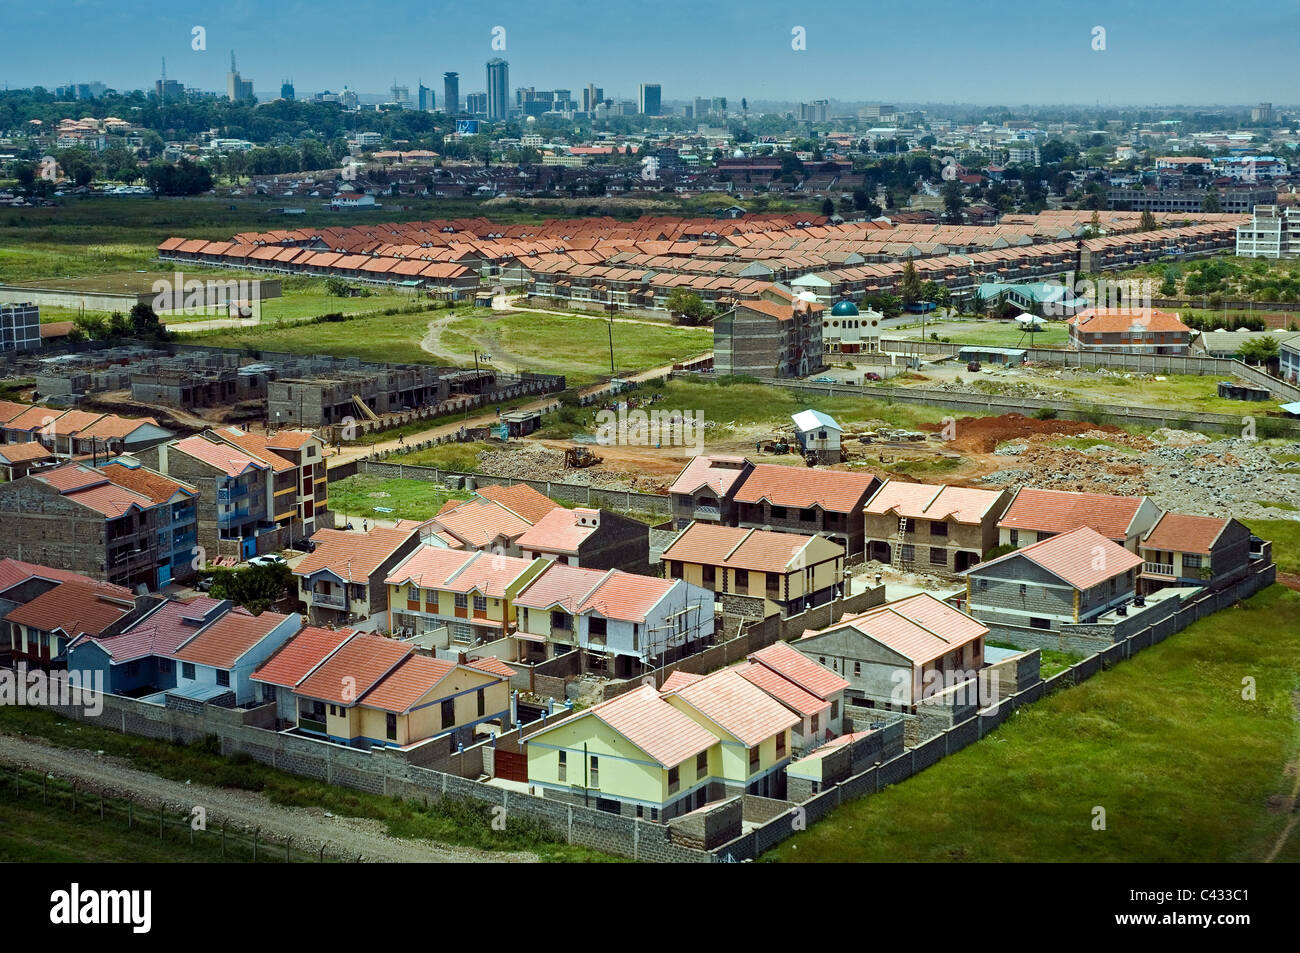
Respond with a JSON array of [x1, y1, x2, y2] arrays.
[[732, 464, 881, 557], [668, 455, 754, 530], [864, 481, 1011, 574]]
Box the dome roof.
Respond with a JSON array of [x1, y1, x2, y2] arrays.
[[830, 300, 860, 316]]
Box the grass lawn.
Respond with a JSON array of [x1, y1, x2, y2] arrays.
[[0, 706, 614, 862], [329, 475, 470, 524], [1244, 518, 1300, 575], [934, 319, 1071, 349], [766, 584, 1300, 863], [381, 441, 494, 472]]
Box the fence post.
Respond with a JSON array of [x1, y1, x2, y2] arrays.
[[253, 827, 259, 862], [159, 803, 164, 839], [221, 824, 226, 859]]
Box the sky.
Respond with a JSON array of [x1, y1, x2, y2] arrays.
[[6, 0, 1300, 107]]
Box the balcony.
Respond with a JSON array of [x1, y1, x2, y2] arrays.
[[216, 484, 250, 504], [1143, 562, 1175, 576], [311, 590, 347, 609], [692, 504, 721, 520], [217, 507, 251, 526]]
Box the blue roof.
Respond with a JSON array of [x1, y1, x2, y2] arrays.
[[830, 299, 860, 316]]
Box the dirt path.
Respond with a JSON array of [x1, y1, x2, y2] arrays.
[[0, 733, 536, 863]]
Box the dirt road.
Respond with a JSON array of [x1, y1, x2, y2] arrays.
[[0, 733, 536, 863]]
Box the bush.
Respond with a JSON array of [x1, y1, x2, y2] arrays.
[[1033, 406, 1058, 420], [983, 543, 1017, 561]]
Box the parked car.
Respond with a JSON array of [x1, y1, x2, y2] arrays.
[[247, 554, 288, 569], [967, 361, 982, 372], [196, 576, 215, 592], [811, 376, 836, 383], [865, 372, 882, 381], [290, 538, 317, 553]]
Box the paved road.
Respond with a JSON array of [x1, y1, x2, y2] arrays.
[[0, 732, 536, 863]]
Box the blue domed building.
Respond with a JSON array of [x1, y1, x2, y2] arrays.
[[823, 299, 881, 355]]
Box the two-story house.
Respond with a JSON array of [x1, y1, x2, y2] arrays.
[[964, 526, 1144, 639], [1139, 512, 1255, 593], [6, 579, 149, 670], [660, 521, 846, 617], [997, 486, 1161, 553], [667, 455, 754, 531], [864, 481, 1012, 573], [713, 296, 826, 378], [796, 592, 988, 711], [168, 607, 301, 707], [98, 461, 200, 587], [732, 463, 881, 556], [515, 507, 651, 574], [294, 526, 421, 630], [1067, 308, 1192, 355], [385, 546, 549, 646]]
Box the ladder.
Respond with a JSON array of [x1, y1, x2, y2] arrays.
[[892, 517, 908, 569]]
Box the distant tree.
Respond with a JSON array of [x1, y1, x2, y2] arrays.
[[1139, 209, 1158, 231], [900, 256, 922, 306], [820, 197, 835, 217], [208, 563, 292, 615], [1239, 336, 1279, 364], [1202, 189, 1222, 213], [942, 180, 965, 222], [666, 288, 714, 325]]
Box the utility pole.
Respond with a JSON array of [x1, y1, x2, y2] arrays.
[[607, 311, 615, 375]]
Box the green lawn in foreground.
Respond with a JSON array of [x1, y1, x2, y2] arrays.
[[1245, 519, 1300, 575], [766, 584, 1300, 863]]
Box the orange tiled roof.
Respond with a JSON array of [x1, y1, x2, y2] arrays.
[[665, 666, 800, 747], [733, 463, 878, 513], [973, 526, 1142, 590], [1142, 512, 1234, 556], [253, 627, 355, 688], [172, 608, 294, 669]]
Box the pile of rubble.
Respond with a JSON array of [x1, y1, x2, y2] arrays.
[[980, 431, 1300, 520]]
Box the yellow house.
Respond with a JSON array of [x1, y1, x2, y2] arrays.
[[284, 631, 512, 749], [526, 684, 720, 820], [385, 546, 550, 645], [660, 521, 845, 617], [661, 666, 799, 798]]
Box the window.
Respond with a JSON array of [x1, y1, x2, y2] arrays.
[[386, 712, 397, 741], [588, 617, 607, 639], [697, 750, 708, 779], [766, 574, 781, 598], [473, 595, 487, 612], [930, 520, 948, 537], [125, 661, 140, 677], [1183, 553, 1202, 569], [550, 610, 572, 631], [407, 585, 419, 601], [776, 733, 786, 758], [800, 507, 815, 521], [811, 713, 820, 733], [1030, 617, 1051, 630], [216, 670, 230, 687], [668, 766, 680, 793], [853, 661, 861, 676], [770, 506, 787, 519], [476, 689, 485, 718], [182, 662, 195, 680], [978, 578, 989, 590], [1009, 529, 1019, 546], [441, 698, 455, 728], [930, 547, 947, 566], [669, 560, 683, 579], [701, 564, 715, 586], [734, 568, 749, 590], [158, 659, 171, 674], [748, 745, 760, 772], [830, 699, 839, 720], [557, 750, 567, 781], [454, 593, 468, 609], [590, 756, 599, 787]]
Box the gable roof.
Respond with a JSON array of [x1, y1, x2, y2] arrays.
[[665, 666, 800, 747], [171, 435, 268, 478], [577, 570, 677, 623], [515, 507, 603, 555], [811, 592, 988, 665], [172, 608, 295, 668], [5, 579, 136, 639], [791, 409, 842, 433], [97, 461, 196, 504], [865, 481, 1006, 524], [295, 527, 417, 582], [432, 496, 533, 548], [971, 526, 1143, 590], [474, 483, 560, 523], [667, 455, 751, 497], [84, 597, 228, 663], [533, 683, 718, 767], [661, 522, 834, 574], [0, 558, 97, 595], [252, 627, 355, 689], [748, 639, 849, 698], [997, 486, 1148, 541], [295, 633, 413, 706], [732, 463, 878, 512], [358, 654, 458, 714], [736, 662, 829, 718], [1142, 512, 1235, 556]]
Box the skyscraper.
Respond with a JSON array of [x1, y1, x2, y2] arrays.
[[418, 83, 435, 112], [280, 80, 295, 101], [443, 72, 459, 114], [638, 83, 661, 116], [226, 52, 253, 102], [486, 59, 509, 121], [583, 84, 604, 113]]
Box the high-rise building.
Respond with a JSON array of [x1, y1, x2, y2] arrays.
[[1252, 102, 1274, 123], [155, 78, 184, 102], [583, 84, 604, 112], [638, 83, 661, 116], [226, 52, 253, 102], [418, 83, 435, 112], [486, 59, 509, 121], [443, 72, 460, 114], [466, 92, 488, 116], [280, 80, 295, 101]]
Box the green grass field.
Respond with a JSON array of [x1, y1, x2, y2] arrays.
[[0, 705, 615, 862], [329, 474, 470, 524], [938, 320, 1071, 349], [1245, 519, 1300, 575], [766, 584, 1300, 863]]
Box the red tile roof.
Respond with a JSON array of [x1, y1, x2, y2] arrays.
[[534, 683, 718, 767], [733, 463, 879, 512], [975, 526, 1143, 590], [172, 435, 268, 477], [172, 608, 295, 669], [749, 640, 849, 699], [87, 597, 227, 663], [515, 507, 602, 555], [252, 627, 355, 688], [668, 455, 752, 497], [359, 654, 457, 713], [817, 592, 988, 664], [5, 579, 136, 638], [1142, 513, 1234, 556], [578, 570, 677, 623], [737, 662, 828, 718], [295, 527, 417, 582], [0, 558, 97, 595], [666, 667, 799, 747], [998, 487, 1147, 541], [661, 522, 832, 573], [466, 656, 516, 679], [295, 633, 412, 706], [865, 481, 1006, 523], [1068, 308, 1190, 334], [474, 484, 560, 523]]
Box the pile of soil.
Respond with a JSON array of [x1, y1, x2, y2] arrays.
[[922, 413, 1127, 454]]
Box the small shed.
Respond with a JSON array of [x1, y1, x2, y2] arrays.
[[958, 346, 1027, 366], [791, 409, 843, 461], [1216, 380, 1271, 402], [495, 409, 542, 438]]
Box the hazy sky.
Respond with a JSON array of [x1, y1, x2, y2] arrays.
[[6, 0, 1299, 106]]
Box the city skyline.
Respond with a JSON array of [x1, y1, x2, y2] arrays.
[[5, 0, 1300, 107]]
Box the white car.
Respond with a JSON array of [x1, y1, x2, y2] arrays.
[[247, 554, 287, 569]]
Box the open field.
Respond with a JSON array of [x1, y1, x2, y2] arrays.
[[767, 584, 1300, 863], [190, 307, 709, 383], [329, 474, 470, 524], [914, 318, 1071, 349]]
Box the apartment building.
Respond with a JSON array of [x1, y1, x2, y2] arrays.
[[713, 295, 826, 378], [1067, 308, 1192, 355], [97, 461, 200, 586], [1236, 205, 1300, 259], [0, 302, 41, 353], [208, 426, 330, 542]]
